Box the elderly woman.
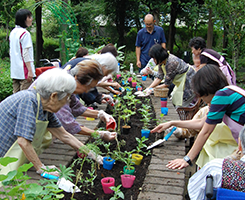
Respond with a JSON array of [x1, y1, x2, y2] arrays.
[[56, 59, 117, 141], [0, 68, 102, 177], [141, 44, 196, 107], [159, 64, 245, 170]]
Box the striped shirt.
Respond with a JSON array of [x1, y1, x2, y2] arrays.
[[0, 90, 61, 157], [206, 88, 245, 125]]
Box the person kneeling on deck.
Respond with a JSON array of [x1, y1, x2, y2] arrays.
[[187, 127, 245, 200], [0, 68, 103, 178]]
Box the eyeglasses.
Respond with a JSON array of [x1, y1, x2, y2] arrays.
[[145, 23, 154, 26]]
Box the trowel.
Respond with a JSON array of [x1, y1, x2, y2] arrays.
[[147, 127, 177, 150]]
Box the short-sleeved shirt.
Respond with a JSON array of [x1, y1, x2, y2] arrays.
[[9, 25, 36, 79], [61, 57, 88, 69], [135, 26, 166, 67], [157, 54, 196, 102], [0, 90, 61, 157], [206, 88, 245, 125], [55, 94, 87, 135]]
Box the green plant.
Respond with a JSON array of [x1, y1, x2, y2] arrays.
[[135, 137, 151, 156], [109, 184, 124, 200], [0, 157, 64, 199], [121, 151, 135, 170]]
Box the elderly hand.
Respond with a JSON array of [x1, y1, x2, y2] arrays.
[[98, 131, 117, 142], [102, 94, 114, 105], [97, 110, 115, 123], [87, 151, 103, 165], [112, 82, 121, 90], [138, 88, 153, 97], [166, 159, 189, 169], [36, 164, 60, 177]]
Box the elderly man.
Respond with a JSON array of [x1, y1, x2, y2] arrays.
[[135, 14, 166, 72], [187, 126, 245, 200]]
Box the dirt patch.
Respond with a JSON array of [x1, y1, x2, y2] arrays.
[[62, 94, 157, 200]]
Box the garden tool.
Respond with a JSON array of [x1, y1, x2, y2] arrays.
[[147, 127, 177, 150]]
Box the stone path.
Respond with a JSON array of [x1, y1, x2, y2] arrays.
[[25, 76, 187, 199]]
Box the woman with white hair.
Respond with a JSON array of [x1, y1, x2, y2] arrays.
[[0, 68, 102, 178]]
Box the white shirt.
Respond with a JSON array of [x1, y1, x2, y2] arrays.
[[9, 25, 35, 79], [188, 155, 245, 200]]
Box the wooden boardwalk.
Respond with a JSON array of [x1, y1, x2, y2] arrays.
[[24, 77, 186, 199]]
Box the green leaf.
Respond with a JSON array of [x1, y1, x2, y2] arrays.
[[0, 157, 18, 166]]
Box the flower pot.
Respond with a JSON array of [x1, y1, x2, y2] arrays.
[[106, 118, 116, 130], [101, 177, 115, 194], [161, 99, 167, 107], [128, 77, 132, 82], [103, 157, 115, 170], [116, 74, 121, 79], [86, 107, 95, 121], [121, 125, 131, 134], [136, 86, 142, 91], [161, 107, 169, 115], [122, 80, 128, 85], [121, 174, 136, 188], [142, 75, 147, 81], [123, 165, 135, 175], [131, 82, 137, 88], [141, 129, 150, 138], [132, 153, 143, 165]]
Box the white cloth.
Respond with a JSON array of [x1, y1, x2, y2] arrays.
[[9, 25, 35, 79], [188, 155, 245, 200]]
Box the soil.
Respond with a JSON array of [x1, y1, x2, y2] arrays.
[[62, 88, 157, 200]]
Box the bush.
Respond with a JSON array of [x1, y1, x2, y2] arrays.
[[0, 39, 9, 59], [42, 37, 60, 61], [122, 51, 137, 71], [0, 58, 12, 101]]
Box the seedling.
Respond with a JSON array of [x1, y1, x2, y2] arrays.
[[109, 184, 124, 200]]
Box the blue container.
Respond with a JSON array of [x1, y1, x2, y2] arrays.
[[141, 129, 150, 138], [103, 157, 115, 170], [141, 76, 147, 81], [160, 98, 167, 101], [122, 80, 128, 85], [161, 107, 169, 115]]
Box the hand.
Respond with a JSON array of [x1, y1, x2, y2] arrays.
[[97, 110, 115, 123], [165, 126, 183, 138], [138, 88, 153, 97], [27, 71, 34, 82], [112, 82, 121, 89], [146, 67, 153, 75], [166, 159, 189, 169], [36, 164, 60, 177], [98, 131, 117, 142], [150, 122, 172, 133], [102, 94, 114, 105], [137, 60, 141, 68], [87, 151, 103, 165]]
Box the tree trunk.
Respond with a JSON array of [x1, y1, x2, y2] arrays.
[[206, 8, 213, 48], [168, 1, 178, 52], [152, 8, 160, 25], [222, 23, 229, 56], [116, 0, 126, 46], [35, 4, 43, 67]]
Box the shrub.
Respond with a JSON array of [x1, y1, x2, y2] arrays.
[[123, 51, 136, 71], [0, 39, 9, 59], [0, 58, 12, 101]]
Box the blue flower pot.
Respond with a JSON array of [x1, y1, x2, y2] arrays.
[[122, 80, 128, 85], [161, 107, 169, 115], [141, 76, 147, 81], [141, 129, 150, 138], [103, 157, 115, 170]]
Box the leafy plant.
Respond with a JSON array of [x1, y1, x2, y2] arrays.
[[135, 137, 151, 156], [109, 184, 124, 200], [121, 151, 135, 170]]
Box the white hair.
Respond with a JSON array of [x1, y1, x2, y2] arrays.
[[36, 68, 76, 100], [86, 52, 119, 73], [239, 126, 245, 154]]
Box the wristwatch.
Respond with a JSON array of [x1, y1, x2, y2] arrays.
[[183, 155, 193, 166]]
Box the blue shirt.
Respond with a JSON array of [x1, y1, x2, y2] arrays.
[[206, 88, 245, 125], [135, 26, 166, 67], [62, 57, 88, 69], [0, 90, 61, 157]]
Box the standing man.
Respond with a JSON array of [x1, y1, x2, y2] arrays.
[[9, 9, 36, 93], [135, 14, 166, 72]]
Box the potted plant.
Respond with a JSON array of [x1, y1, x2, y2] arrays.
[[109, 184, 125, 199], [121, 108, 136, 134], [121, 174, 136, 189], [101, 177, 115, 194], [121, 151, 135, 175], [138, 104, 152, 138], [102, 143, 115, 170]]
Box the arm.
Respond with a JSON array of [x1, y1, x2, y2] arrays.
[[166, 123, 216, 169], [97, 81, 121, 89], [147, 78, 162, 89], [161, 43, 166, 49], [17, 136, 43, 171], [25, 61, 34, 82], [136, 46, 141, 68], [23, 47, 34, 82], [151, 117, 206, 133]]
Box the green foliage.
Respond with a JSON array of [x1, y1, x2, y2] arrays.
[[123, 51, 137, 71], [0, 39, 9, 59], [109, 184, 124, 200], [0, 58, 12, 101], [135, 137, 150, 156], [42, 37, 60, 62]]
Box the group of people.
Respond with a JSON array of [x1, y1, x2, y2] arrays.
[[3, 7, 245, 198], [136, 14, 244, 199]]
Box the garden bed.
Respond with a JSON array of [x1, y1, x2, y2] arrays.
[[62, 92, 157, 200]]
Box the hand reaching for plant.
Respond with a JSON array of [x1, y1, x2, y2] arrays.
[[98, 131, 117, 142], [77, 150, 103, 165], [36, 164, 60, 177], [97, 110, 115, 123], [137, 88, 153, 97]]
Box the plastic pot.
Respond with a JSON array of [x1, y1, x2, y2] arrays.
[[128, 77, 132, 82], [116, 74, 121, 79], [142, 75, 147, 81], [121, 174, 136, 188], [123, 165, 135, 175], [136, 86, 142, 91], [132, 153, 143, 165], [106, 118, 116, 130], [121, 125, 131, 134], [132, 82, 137, 87], [101, 177, 115, 194], [161, 107, 169, 115], [141, 129, 150, 138], [103, 157, 115, 170]]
